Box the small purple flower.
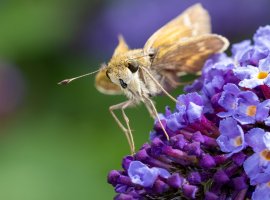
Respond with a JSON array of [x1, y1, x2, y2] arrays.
[[231, 40, 251, 61], [213, 170, 230, 185], [163, 110, 186, 132], [237, 46, 268, 67], [182, 184, 198, 199], [217, 83, 243, 117], [114, 193, 134, 200], [255, 99, 270, 122], [185, 54, 237, 113], [252, 182, 270, 200], [177, 92, 204, 123], [115, 184, 128, 193], [218, 83, 270, 124], [158, 92, 204, 132], [187, 172, 201, 185], [232, 152, 247, 166], [245, 128, 266, 152], [167, 173, 185, 188], [122, 156, 134, 171], [217, 117, 245, 155], [234, 55, 270, 88], [202, 55, 235, 97], [234, 98, 270, 125], [199, 154, 216, 168], [232, 176, 248, 190], [153, 179, 169, 194], [127, 161, 170, 187], [244, 128, 270, 185], [264, 132, 270, 149], [253, 25, 270, 50], [205, 192, 219, 200]]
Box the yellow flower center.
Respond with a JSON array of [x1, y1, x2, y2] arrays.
[[246, 105, 257, 116], [268, 182, 270, 187], [257, 71, 268, 79], [261, 149, 270, 161], [234, 136, 242, 146]]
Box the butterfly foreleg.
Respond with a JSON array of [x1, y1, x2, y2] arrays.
[[121, 101, 135, 154], [109, 100, 135, 154], [143, 96, 170, 140]]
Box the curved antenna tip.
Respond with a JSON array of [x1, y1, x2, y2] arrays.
[[58, 79, 71, 85]]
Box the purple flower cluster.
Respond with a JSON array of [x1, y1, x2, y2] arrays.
[[108, 26, 270, 200]]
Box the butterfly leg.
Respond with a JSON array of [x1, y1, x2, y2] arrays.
[[145, 102, 156, 119], [121, 101, 135, 154], [143, 96, 170, 140], [109, 100, 135, 154], [141, 66, 177, 103]]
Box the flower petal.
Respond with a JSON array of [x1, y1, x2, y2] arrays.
[[258, 55, 270, 72], [239, 77, 263, 89], [128, 161, 157, 187], [217, 118, 245, 154], [252, 182, 270, 200], [233, 65, 259, 80], [245, 128, 266, 152]]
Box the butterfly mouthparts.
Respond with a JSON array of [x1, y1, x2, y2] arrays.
[[119, 79, 127, 89]]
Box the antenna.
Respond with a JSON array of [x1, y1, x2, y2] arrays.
[[58, 69, 101, 85]]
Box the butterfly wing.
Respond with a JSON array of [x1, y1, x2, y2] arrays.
[[143, 3, 229, 90], [144, 3, 211, 54], [153, 34, 229, 73]]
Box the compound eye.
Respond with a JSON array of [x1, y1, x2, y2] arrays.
[[106, 70, 110, 80], [119, 79, 127, 89], [127, 60, 139, 73]]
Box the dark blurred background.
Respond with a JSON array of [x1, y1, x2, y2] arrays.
[[0, 0, 269, 199]]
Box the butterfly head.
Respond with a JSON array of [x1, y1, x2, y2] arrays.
[[106, 57, 139, 89]]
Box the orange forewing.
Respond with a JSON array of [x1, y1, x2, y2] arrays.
[[144, 3, 211, 55]]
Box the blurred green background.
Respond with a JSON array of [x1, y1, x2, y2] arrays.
[[0, 0, 270, 199]]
